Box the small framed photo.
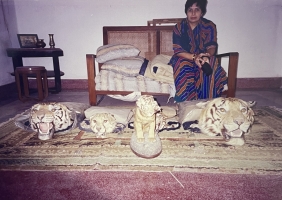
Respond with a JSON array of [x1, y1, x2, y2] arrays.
[[17, 34, 38, 48]]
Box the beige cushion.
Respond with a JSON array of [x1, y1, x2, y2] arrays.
[[96, 44, 140, 63], [144, 54, 174, 84], [101, 56, 144, 77]]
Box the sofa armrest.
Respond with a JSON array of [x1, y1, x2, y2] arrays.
[[86, 54, 97, 105], [216, 52, 239, 98]]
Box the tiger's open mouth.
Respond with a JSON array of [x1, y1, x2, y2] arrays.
[[224, 128, 243, 139], [36, 122, 55, 140]]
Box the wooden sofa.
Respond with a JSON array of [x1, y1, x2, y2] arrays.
[[86, 26, 238, 106]]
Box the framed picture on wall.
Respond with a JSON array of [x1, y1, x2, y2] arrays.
[[17, 34, 38, 48]]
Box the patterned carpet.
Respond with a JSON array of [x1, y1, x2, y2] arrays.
[[0, 106, 282, 175]]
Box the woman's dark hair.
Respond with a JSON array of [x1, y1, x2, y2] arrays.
[[185, 0, 208, 16]]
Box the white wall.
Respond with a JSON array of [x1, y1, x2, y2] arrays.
[[0, 0, 18, 86], [1, 0, 282, 86]]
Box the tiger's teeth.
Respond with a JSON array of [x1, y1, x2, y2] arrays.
[[39, 122, 49, 133], [229, 129, 243, 137]]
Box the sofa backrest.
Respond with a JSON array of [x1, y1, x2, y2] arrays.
[[103, 26, 174, 61]]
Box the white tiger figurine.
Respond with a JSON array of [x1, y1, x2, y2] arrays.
[[134, 95, 161, 143]]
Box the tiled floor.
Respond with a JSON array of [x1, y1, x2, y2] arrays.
[[1, 89, 282, 124]]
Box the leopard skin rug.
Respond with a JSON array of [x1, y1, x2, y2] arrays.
[[0, 106, 281, 175]]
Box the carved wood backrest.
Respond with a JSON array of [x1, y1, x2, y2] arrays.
[[147, 18, 183, 26], [102, 26, 174, 65]]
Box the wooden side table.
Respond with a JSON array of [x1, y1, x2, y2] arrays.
[[6, 48, 64, 93], [15, 66, 48, 102]]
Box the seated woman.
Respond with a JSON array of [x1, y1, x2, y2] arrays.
[[169, 0, 228, 102]]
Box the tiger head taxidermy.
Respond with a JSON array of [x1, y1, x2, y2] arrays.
[[90, 113, 117, 138], [30, 102, 76, 140], [198, 97, 255, 141]]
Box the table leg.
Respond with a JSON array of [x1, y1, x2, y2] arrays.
[[36, 72, 44, 101], [12, 57, 24, 92], [22, 74, 30, 98], [52, 56, 62, 93], [12, 57, 23, 69]]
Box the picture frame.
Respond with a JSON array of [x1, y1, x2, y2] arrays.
[[17, 34, 39, 48]]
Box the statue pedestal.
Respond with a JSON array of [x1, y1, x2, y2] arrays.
[[130, 132, 162, 159]]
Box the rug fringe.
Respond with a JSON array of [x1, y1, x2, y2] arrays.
[[269, 106, 282, 114]]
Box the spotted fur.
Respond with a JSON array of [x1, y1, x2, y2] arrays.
[[90, 113, 117, 138]]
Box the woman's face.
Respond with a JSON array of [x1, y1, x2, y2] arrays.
[[186, 3, 203, 24]]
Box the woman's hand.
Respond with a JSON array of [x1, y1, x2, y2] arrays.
[[195, 53, 210, 68], [202, 53, 210, 63]]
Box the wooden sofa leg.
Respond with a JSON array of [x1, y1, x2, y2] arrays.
[[226, 53, 239, 98], [89, 93, 97, 106], [86, 54, 97, 106]]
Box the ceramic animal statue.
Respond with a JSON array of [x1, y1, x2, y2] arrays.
[[133, 95, 161, 143]]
